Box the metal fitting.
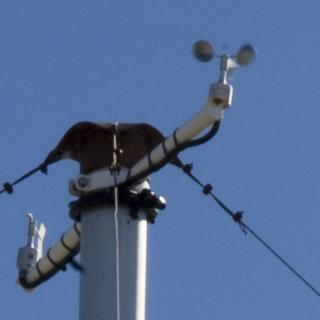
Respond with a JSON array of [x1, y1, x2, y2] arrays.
[[77, 176, 90, 188]]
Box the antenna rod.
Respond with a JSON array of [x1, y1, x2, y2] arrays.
[[26, 213, 36, 247]]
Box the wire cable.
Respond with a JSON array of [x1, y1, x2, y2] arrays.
[[111, 123, 121, 320], [182, 164, 320, 298], [0, 163, 47, 195]]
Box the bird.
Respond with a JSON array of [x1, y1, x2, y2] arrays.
[[43, 122, 183, 174]]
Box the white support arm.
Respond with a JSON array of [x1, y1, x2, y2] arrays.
[[131, 99, 224, 178]]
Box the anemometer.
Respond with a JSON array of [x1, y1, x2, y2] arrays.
[[193, 40, 256, 107]]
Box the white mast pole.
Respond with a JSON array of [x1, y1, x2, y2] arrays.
[[79, 201, 148, 320], [73, 165, 152, 320]]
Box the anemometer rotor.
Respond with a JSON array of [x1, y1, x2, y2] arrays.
[[192, 40, 256, 107], [192, 40, 256, 65]]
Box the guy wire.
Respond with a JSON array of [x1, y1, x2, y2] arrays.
[[182, 164, 320, 298]]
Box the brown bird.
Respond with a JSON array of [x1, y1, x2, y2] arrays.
[[43, 122, 182, 174]]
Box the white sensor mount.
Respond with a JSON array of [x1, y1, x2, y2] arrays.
[[17, 214, 46, 274]]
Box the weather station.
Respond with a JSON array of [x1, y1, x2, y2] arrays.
[[10, 40, 318, 320]]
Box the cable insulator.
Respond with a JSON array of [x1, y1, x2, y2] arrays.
[[202, 184, 213, 195], [3, 182, 13, 194], [233, 211, 243, 223]]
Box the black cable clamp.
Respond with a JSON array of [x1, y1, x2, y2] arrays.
[[69, 187, 166, 224], [233, 211, 243, 222], [109, 164, 122, 176], [182, 163, 193, 174], [39, 163, 48, 174], [3, 182, 13, 194], [203, 184, 213, 195], [232, 211, 247, 234]]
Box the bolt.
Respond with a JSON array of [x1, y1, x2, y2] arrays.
[[77, 176, 90, 188]]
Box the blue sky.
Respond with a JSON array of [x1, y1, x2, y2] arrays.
[[1, 1, 320, 319]]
